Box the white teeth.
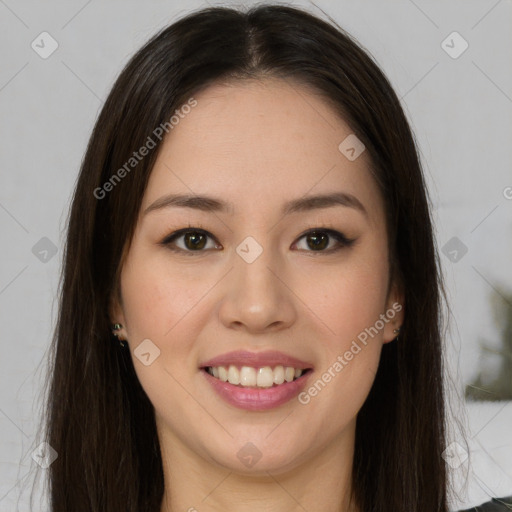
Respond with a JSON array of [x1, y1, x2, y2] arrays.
[[284, 367, 295, 382], [228, 365, 240, 385], [257, 367, 274, 388], [273, 365, 285, 385], [218, 366, 228, 382], [240, 366, 256, 386], [206, 365, 306, 388]]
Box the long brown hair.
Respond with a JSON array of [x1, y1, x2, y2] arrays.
[[39, 4, 449, 511]]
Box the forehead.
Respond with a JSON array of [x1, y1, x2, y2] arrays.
[[142, 78, 384, 227]]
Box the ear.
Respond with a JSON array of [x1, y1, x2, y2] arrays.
[[108, 286, 128, 340], [382, 279, 405, 344]]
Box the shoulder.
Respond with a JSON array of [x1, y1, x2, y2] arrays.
[[456, 495, 512, 511]]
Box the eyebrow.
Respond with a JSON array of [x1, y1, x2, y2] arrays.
[[143, 191, 368, 218]]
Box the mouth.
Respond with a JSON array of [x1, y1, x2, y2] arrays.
[[202, 365, 313, 389], [199, 350, 314, 410], [201, 365, 313, 411]]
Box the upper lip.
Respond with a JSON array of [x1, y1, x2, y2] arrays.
[[200, 350, 314, 370]]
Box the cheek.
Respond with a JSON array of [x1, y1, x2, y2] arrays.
[[121, 242, 208, 332], [297, 239, 388, 408], [119, 257, 210, 419], [119, 249, 212, 375], [306, 240, 389, 345]]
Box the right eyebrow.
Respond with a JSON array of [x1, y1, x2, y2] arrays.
[[144, 193, 233, 216]]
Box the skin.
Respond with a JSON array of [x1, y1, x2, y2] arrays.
[[110, 78, 404, 512]]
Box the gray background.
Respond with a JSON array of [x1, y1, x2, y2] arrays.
[[0, 0, 511, 510]]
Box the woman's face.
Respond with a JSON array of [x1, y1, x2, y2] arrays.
[[111, 78, 404, 474]]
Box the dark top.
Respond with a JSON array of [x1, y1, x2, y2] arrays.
[[457, 495, 512, 511]]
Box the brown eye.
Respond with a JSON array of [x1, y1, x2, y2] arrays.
[[294, 229, 355, 253], [182, 231, 207, 250], [161, 229, 220, 253], [305, 231, 329, 250]]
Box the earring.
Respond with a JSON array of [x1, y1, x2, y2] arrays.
[[111, 323, 127, 348], [393, 326, 401, 341]]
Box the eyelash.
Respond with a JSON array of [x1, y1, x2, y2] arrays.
[[160, 224, 356, 255]]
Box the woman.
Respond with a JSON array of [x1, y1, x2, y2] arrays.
[[39, 4, 510, 512]]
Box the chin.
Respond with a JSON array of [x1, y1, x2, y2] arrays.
[[203, 434, 310, 476]]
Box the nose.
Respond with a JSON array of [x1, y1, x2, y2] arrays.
[[217, 242, 297, 334]]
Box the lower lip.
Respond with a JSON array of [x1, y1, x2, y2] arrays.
[[201, 369, 312, 411]]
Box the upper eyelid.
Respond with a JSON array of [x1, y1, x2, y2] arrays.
[[162, 226, 211, 241], [163, 226, 343, 239], [162, 227, 353, 249]]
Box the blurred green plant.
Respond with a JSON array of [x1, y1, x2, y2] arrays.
[[465, 286, 512, 401]]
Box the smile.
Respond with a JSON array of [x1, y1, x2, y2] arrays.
[[205, 365, 310, 388], [199, 350, 314, 410]]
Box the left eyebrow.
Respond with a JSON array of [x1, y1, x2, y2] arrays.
[[282, 192, 368, 219], [143, 191, 368, 219]]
